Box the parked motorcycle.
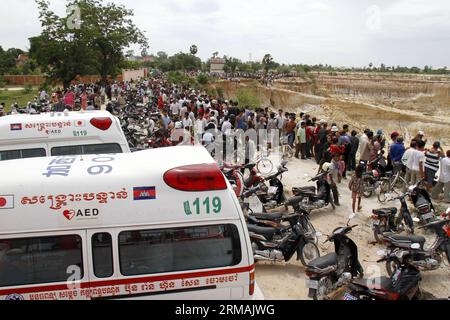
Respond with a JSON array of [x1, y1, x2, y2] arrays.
[[242, 161, 288, 213], [409, 181, 436, 225], [258, 160, 289, 210], [371, 191, 416, 243], [292, 171, 335, 213], [247, 210, 320, 266], [381, 215, 450, 276], [305, 213, 364, 300], [242, 186, 319, 245], [332, 250, 422, 300], [362, 152, 387, 198]]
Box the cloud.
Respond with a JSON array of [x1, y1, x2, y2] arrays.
[[0, 0, 449, 67]]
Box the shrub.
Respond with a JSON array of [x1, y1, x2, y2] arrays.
[[236, 88, 261, 110], [197, 74, 209, 86], [22, 83, 33, 94], [216, 87, 225, 99]]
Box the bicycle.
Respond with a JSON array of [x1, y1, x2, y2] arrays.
[[254, 151, 274, 175], [280, 136, 295, 160], [377, 169, 409, 203]]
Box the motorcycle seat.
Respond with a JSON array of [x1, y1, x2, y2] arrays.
[[293, 187, 316, 196], [294, 186, 316, 192], [307, 252, 338, 270], [352, 276, 393, 291], [252, 212, 284, 221], [247, 225, 279, 241], [298, 191, 317, 197], [372, 207, 397, 216], [383, 233, 426, 249]]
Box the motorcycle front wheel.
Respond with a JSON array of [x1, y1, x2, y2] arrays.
[[377, 181, 390, 203], [362, 177, 373, 198], [299, 241, 320, 266], [302, 218, 318, 245], [386, 257, 402, 276], [373, 224, 387, 244], [313, 276, 334, 300]]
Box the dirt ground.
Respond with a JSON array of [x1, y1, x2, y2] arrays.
[[255, 154, 450, 300]]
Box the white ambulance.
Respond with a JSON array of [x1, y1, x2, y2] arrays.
[[0, 111, 130, 162], [0, 146, 263, 300]]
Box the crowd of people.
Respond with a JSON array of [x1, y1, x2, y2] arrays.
[[1, 75, 449, 208]]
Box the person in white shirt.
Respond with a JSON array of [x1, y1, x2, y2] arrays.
[[221, 116, 232, 134], [147, 117, 156, 135], [405, 140, 426, 187], [39, 90, 48, 101], [431, 150, 450, 203], [179, 103, 188, 118], [170, 101, 179, 116], [182, 112, 193, 130], [195, 115, 206, 144]]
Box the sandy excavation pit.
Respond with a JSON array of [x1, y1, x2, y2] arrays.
[[211, 73, 450, 148]]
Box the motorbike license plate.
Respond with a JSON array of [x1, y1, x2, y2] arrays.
[[342, 293, 358, 301], [372, 220, 380, 226], [421, 212, 434, 220], [306, 280, 319, 289], [268, 186, 278, 194]]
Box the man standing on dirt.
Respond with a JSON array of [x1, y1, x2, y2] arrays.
[[389, 136, 406, 174], [349, 130, 360, 174], [431, 150, 450, 204], [424, 142, 444, 192], [316, 121, 328, 164], [405, 140, 426, 186], [329, 154, 341, 206], [285, 115, 297, 148], [295, 121, 307, 160], [359, 130, 374, 169]]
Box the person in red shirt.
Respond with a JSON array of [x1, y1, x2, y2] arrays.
[[158, 95, 165, 110], [306, 119, 314, 159]]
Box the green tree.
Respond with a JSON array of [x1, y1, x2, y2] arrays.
[[0, 46, 23, 75], [32, 0, 149, 86], [262, 54, 275, 73], [224, 56, 241, 73]]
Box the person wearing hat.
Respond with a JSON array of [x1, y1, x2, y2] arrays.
[[376, 129, 386, 150], [331, 126, 339, 134], [414, 131, 427, 144], [424, 141, 444, 192]]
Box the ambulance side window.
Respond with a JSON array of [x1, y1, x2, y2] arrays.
[[0, 148, 46, 161], [51, 143, 122, 156], [91, 233, 113, 278], [118, 224, 242, 277], [0, 235, 83, 288], [51, 146, 82, 156]]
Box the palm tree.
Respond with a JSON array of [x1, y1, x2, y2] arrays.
[[190, 45, 198, 56]]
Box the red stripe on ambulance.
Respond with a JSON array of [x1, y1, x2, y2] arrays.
[[0, 265, 255, 297]]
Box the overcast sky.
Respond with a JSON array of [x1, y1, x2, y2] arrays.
[[1, 0, 449, 67]]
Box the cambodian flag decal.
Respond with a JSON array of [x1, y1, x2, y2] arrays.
[[10, 124, 22, 131], [133, 187, 156, 200]]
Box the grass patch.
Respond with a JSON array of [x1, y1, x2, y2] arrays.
[[0, 88, 39, 112]]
